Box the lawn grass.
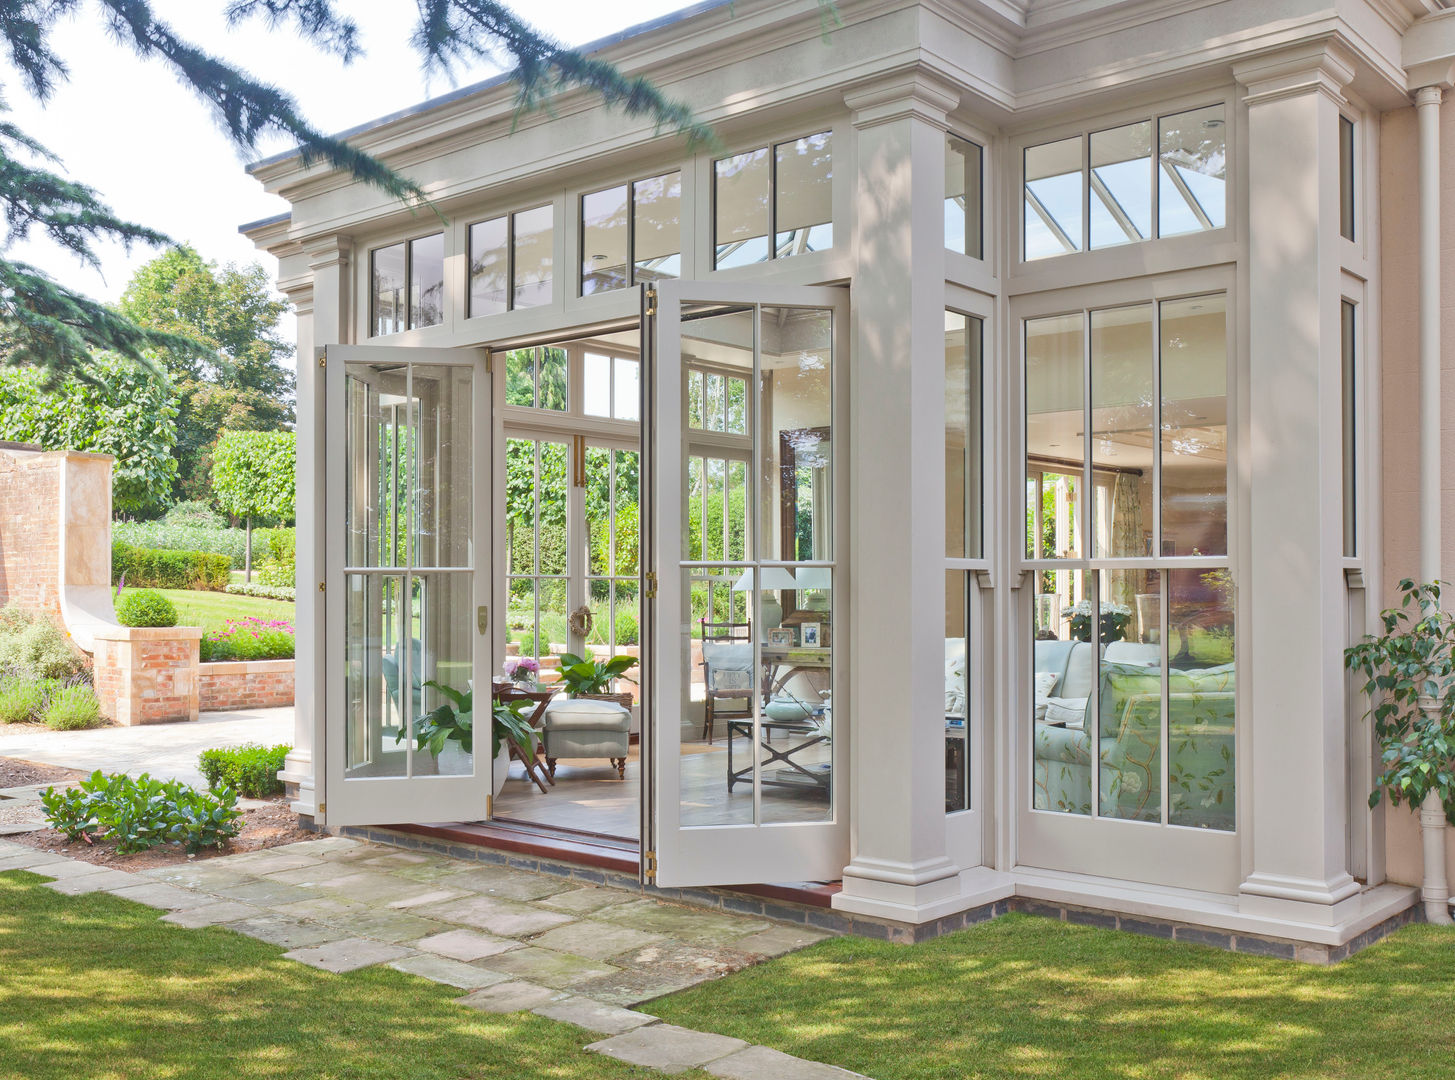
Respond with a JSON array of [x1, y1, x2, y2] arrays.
[[0, 870, 700, 1080], [118, 587, 295, 633], [651, 912, 1455, 1080]]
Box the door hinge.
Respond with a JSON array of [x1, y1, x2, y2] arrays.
[[318, 802, 326, 813], [645, 286, 658, 318], [643, 849, 657, 883], [318, 582, 326, 593], [316, 346, 326, 369], [643, 571, 658, 600]]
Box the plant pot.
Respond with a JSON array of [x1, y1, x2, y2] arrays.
[[493, 744, 510, 797], [437, 743, 470, 776], [575, 691, 634, 710]]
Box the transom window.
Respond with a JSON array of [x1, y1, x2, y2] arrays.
[[370, 233, 444, 336], [1024, 105, 1226, 262], [469, 205, 554, 317], [580, 171, 682, 296], [714, 132, 833, 269], [945, 135, 983, 259]]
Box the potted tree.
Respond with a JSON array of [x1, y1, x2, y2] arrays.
[[555, 652, 638, 710], [396, 683, 539, 797], [1345, 578, 1455, 925]]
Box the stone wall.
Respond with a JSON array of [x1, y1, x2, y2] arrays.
[[200, 659, 295, 711], [0, 447, 63, 620], [93, 626, 202, 726]]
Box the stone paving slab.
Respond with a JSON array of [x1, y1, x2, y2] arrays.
[[440, 865, 576, 901], [530, 919, 670, 962], [477, 945, 620, 991], [386, 887, 469, 910], [231, 914, 350, 950], [532, 996, 660, 1036], [586, 1023, 750, 1076], [455, 980, 566, 1013], [416, 928, 523, 962], [388, 953, 512, 990], [105, 881, 217, 911], [0, 822, 45, 836], [44, 869, 141, 895], [725, 924, 833, 958], [29, 859, 110, 881], [705, 1046, 868, 1080], [162, 901, 265, 928], [325, 909, 452, 945], [538, 885, 642, 914], [593, 899, 771, 945], [0, 850, 69, 871], [284, 937, 414, 973], [418, 894, 578, 938], [207, 878, 326, 907]]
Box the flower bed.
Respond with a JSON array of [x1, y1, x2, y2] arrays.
[[200, 617, 295, 662]]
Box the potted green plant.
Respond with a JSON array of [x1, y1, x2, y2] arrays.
[[556, 652, 638, 709], [395, 682, 539, 796], [1345, 578, 1455, 925]]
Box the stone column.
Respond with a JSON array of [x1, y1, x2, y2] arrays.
[[1234, 44, 1363, 925], [832, 74, 967, 923]]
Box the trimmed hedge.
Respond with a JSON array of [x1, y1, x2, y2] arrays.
[[113, 521, 247, 568], [112, 541, 230, 591], [226, 582, 296, 601], [116, 589, 178, 628], [197, 743, 291, 798]]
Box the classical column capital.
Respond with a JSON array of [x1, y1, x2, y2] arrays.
[[1414, 83, 1447, 109], [1233, 40, 1357, 107], [844, 70, 961, 131], [306, 235, 352, 273]]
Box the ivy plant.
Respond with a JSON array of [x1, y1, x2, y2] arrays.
[[1345, 579, 1455, 823]]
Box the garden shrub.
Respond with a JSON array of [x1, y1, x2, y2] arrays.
[[40, 771, 241, 854], [255, 527, 296, 588], [113, 521, 246, 568], [197, 743, 291, 798], [0, 678, 51, 724], [116, 589, 178, 628], [164, 500, 226, 529], [200, 618, 295, 662], [41, 684, 104, 730], [0, 611, 89, 682], [112, 541, 230, 590], [225, 582, 296, 601]]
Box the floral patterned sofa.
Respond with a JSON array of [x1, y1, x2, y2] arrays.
[[1031, 640, 1234, 831]]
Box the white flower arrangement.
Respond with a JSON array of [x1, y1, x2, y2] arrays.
[[1061, 599, 1131, 618]]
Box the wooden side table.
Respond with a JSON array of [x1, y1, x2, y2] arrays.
[[493, 681, 557, 794]]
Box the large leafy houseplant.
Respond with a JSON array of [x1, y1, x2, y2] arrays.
[[395, 682, 538, 760], [555, 653, 639, 696], [1345, 579, 1455, 822]]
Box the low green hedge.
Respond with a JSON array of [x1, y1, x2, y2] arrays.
[[197, 743, 291, 798], [113, 520, 247, 568], [225, 583, 296, 601], [112, 541, 230, 591], [115, 589, 178, 628]]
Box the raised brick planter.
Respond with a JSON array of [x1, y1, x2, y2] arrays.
[[92, 626, 202, 726], [200, 659, 295, 711]]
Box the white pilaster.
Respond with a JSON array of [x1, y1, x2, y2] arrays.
[[833, 74, 967, 923], [1234, 44, 1362, 925]]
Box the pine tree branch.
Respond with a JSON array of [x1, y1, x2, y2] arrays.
[[223, 0, 361, 64]]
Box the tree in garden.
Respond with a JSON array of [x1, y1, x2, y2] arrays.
[[119, 247, 295, 503], [0, 352, 177, 515], [211, 430, 295, 581], [0, 1, 714, 382]]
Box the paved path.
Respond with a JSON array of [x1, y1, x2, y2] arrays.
[[0, 833, 865, 1079], [0, 707, 293, 787]]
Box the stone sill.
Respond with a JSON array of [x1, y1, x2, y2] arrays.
[[93, 625, 204, 642], [201, 658, 295, 676]]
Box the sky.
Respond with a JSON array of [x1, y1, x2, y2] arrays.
[[6, 0, 696, 357]]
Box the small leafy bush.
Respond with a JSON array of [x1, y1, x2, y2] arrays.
[[200, 618, 295, 662], [198, 743, 291, 798], [112, 541, 231, 591], [0, 611, 89, 682], [113, 520, 245, 566], [0, 678, 52, 724], [255, 527, 296, 588], [225, 582, 296, 601], [40, 771, 241, 854], [42, 684, 104, 730], [116, 589, 178, 628]]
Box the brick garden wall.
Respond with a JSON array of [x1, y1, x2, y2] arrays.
[[0, 447, 62, 621], [199, 659, 295, 711], [93, 626, 202, 726]]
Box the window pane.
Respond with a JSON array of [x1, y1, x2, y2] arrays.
[[536, 441, 569, 575], [1160, 294, 1227, 556], [1025, 313, 1084, 559], [1090, 304, 1154, 558], [764, 306, 833, 561], [1098, 567, 1161, 822], [1342, 300, 1357, 557], [946, 570, 970, 813], [585, 444, 611, 576], [615, 450, 640, 575], [633, 171, 681, 282], [512, 205, 554, 309], [584, 352, 611, 418], [726, 377, 746, 435], [1340, 116, 1355, 241], [1032, 568, 1092, 816], [370, 243, 405, 337], [1025, 137, 1083, 261], [945, 311, 983, 559], [688, 370, 705, 430], [468, 217, 507, 318], [1090, 122, 1151, 249], [614, 356, 640, 421], [715, 148, 770, 269], [946, 135, 983, 258], [409, 364, 472, 568], [505, 348, 535, 407], [758, 570, 832, 824], [775, 132, 833, 257], [1159, 105, 1226, 236], [1167, 567, 1235, 831], [538, 346, 567, 412], [684, 565, 757, 825], [582, 185, 629, 295], [408, 233, 444, 328], [681, 306, 755, 560]]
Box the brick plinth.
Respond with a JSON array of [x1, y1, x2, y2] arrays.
[[200, 659, 295, 711], [93, 626, 202, 725]]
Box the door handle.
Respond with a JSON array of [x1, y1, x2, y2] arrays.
[[477, 605, 489, 635]]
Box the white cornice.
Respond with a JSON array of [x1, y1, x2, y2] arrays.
[[1233, 39, 1358, 105]]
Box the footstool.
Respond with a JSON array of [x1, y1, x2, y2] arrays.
[[539, 699, 632, 780]]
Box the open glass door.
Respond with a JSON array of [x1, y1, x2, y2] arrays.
[[651, 281, 848, 887], [322, 345, 491, 825]]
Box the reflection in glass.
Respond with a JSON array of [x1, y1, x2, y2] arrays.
[[1090, 122, 1151, 249], [1160, 294, 1227, 556], [582, 185, 629, 295], [615, 357, 640, 422], [410, 572, 476, 776], [685, 565, 756, 827], [1090, 305, 1154, 559], [1167, 567, 1235, 831], [763, 306, 832, 562], [505, 437, 570, 665], [715, 148, 770, 268], [409, 365, 472, 568], [346, 573, 407, 777], [584, 352, 610, 418], [539, 347, 567, 412], [409, 233, 444, 328], [1025, 314, 1084, 560], [759, 574, 832, 824], [512, 204, 554, 308], [1342, 300, 1357, 558], [946, 135, 983, 258], [1340, 116, 1355, 242], [945, 570, 970, 813], [1025, 137, 1082, 260], [371, 243, 405, 336], [680, 305, 754, 561], [945, 311, 983, 560], [504, 348, 534, 407], [468, 216, 508, 318], [1031, 569, 1092, 816], [1159, 105, 1226, 237], [345, 363, 408, 568], [1098, 567, 1161, 822], [633, 171, 681, 282], [774, 132, 833, 257]]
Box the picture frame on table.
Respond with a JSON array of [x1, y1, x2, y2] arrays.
[[800, 622, 821, 647], [767, 628, 795, 647]]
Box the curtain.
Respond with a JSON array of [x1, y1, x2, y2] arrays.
[[1108, 472, 1146, 639]]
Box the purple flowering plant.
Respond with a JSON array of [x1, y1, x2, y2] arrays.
[[200, 617, 295, 663], [503, 656, 540, 684]]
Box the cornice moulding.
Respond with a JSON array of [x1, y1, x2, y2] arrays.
[[1232, 38, 1359, 105]]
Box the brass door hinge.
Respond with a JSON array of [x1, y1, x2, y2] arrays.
[[318, 802, 326, 813], [643, 849, 657, 883], [318, 582, 326, 592], [645, 286, 658, 318], [643, 571, 658, 600]]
